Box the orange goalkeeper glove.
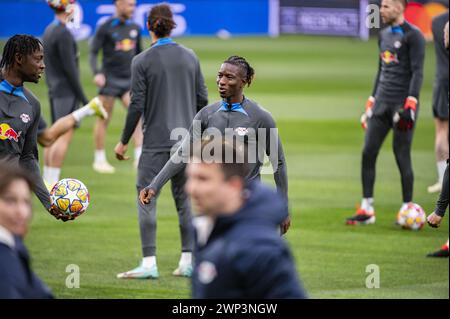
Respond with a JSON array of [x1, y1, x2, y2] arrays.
[[360, 96, 375, 130], [394, 96, 417, 131]]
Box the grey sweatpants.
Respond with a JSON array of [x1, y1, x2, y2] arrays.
[[362, 100, 417, 203], [137, 150, 193, 257]]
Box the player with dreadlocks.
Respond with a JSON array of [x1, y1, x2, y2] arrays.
[[0, 34, 69, 221], [136, 54, 291, 277]]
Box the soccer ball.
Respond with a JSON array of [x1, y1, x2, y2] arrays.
[[396, 203, 426, 230], [46, 0, 75, 11], [50, 178, 90, 219]]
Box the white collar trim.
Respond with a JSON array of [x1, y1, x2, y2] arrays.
[[192, 215, 215, 246], [0, 225, 15, 249]]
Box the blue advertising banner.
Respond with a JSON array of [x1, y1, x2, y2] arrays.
[[0, 0, 278, 39]]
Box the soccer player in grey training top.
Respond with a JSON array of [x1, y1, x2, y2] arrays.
[[89, 0, 143, 173], [347, 0, 425, 226], [0, 34, 71, 221], [115, 4, 208, 279], [42, 0, 89, 185], [428, 12, 449, 194], [139, 55, 291, 235]]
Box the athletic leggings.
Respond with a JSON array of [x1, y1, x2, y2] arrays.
[[362, 100, 416, 202], [136, 150, 193, 257]]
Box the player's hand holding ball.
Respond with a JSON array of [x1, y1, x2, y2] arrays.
[[48, 204, 75, 222], [360, 96, 375, 130], [394, 96, 417, 131]]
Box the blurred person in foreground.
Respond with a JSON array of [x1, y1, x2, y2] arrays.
[[186, 138, 306, 298], [0, 163, 53, 298]]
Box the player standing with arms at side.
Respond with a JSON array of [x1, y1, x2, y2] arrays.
[[42, 0, 89, 185], [90, 0, 143, 173], [115, 4, 208, 279], [347, 0, 425, 225], [427, 12, 449, 194], [139, 55, 291, 234], [0, 34, 68, 221], [426, 21, 449, 258]]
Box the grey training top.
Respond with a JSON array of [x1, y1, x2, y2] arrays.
[[372, 22, 425, 103], [147, 98, 288, 200], [43, 21, 88, 105], [0, 79, 51, 210], [432, 12, 449, 82], [89, 17, 142, 79], [120, 39, 208, 151]]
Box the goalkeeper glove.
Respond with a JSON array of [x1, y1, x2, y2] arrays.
[[394, 96, 417, 131], [360, 96, 375, 130]]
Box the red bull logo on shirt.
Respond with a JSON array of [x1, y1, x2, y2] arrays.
[[0, 123, 22, 142], [115, 39, 136, 52], [381, 50, 399, 64]]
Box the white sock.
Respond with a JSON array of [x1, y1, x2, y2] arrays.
[[72, 103, 95, 123], [94, 149, 107, 164], [134, 146, 142, 161], [437, 161, 447, 183], [43, 165, 51, 183], [361, 198, 374, 212], [179, 252, 192, 266], [142, 256, 156, 268], [46, 167, 61, 185]]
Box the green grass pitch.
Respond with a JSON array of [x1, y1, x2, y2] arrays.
[[11, 35, 449, 298]]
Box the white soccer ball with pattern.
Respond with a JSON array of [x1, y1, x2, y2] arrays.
[[397, 203, 426, 230], [50, 178, 90, 219]]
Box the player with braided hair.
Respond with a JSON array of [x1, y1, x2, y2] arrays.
[[0, 34, 72, 221], [139, 54, 291, 243]]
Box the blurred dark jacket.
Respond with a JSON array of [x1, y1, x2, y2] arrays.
[[192, 181, 306, 299], [0, 230, 53, 299]]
